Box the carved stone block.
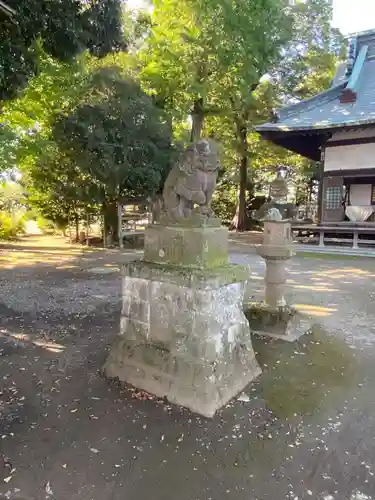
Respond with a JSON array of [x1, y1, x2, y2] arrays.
[[143, 224, 228, 269], [103, 261, 261, 418]]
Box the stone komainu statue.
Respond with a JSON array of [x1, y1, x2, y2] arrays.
[[162, 138, 220, 221]]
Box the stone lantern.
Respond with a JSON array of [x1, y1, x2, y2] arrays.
[[258, 219, 293, 308], [244, 172, 311, 341]]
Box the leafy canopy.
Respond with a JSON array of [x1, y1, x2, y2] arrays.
[[272, 0, 344, 100], [140, 0, 291, 121], [52, 66, 176, 203], [0, 0, 126, 101]]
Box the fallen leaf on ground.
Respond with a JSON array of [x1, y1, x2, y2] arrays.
[[237, 392, 250, 402], [4, 488, 20, 499], [45, 481, 53, 495]]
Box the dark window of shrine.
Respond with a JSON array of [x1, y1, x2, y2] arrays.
[[326, 186, 342, 209], [371, 185, 375, 205]]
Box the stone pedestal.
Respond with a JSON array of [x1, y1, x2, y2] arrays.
[[258, 221, 293, 309], [245, 221, 311, 342], [245, 302, 312, 342], [144, 223, 228, 269], [103, 224, 261, 418]]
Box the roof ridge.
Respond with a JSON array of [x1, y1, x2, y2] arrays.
[[346, 28, 375, 39], [278, 82, 347, 120], [339, 44, 368, 103]]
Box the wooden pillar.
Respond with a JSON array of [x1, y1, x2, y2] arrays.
[[317, 144, 326, 224], [118, 202, 123, 249], [317, 163, 324, 224]]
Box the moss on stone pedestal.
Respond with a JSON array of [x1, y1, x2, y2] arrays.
[[244, 301, 311, 342], [103, 219, 262, 417], [124, 259, 249, 289], [103, 260, 260, 418], [143, 224, 228, 269]]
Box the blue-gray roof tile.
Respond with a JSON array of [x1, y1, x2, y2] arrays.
[[256, 59, 375, 133]]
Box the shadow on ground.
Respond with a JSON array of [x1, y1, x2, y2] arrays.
[[1, 236, 375, 500]]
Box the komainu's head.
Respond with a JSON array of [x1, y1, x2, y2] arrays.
[[182, 138, 221, 174]]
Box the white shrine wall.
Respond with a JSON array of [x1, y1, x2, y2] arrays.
[[323, 129, 375, 207], [324, 143, 375, 172], [324, 128, 375, 173]]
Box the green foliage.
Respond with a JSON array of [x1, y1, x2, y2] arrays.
[[140, 0, 290, 129], [272, 0, 345, 100], [0, 181, 31, 238], [26, 146, 87, 228], [52, 66, 176, 203], [0, 211, 25, 239], [208, 0, 343, 227], [211, 179, 237, 225], [0, 0, 126, 102], [0, 124, 18, 173], [0, 0, 345, 235], [83, 0, 127, 58], [1, 1, 175, 236], [123, 8, 152, 51], [138, 0, 293, 229], [27, 189, 70, 230], [0, 181, 26, 212], [1, 50, 134, 177], [36, 215, 57, 235]]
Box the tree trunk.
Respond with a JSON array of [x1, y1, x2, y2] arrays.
[[74, 214, 79, 242], [230, 191, 240, 229], [237, 155, 248, 231], [190, 98, 204, 142], [86, 212, 90, 246], [68, 212, 72, 244], [102, 200, 118, 246], [231, 121, 248, 231]]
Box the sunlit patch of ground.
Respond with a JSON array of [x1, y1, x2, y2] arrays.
[[294, 304, 338, 317], [0, 236, 86, 269], [1, 237, 375, 499], [0, 235, 139, 270]]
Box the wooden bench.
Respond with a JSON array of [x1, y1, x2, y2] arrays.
[[292, 223, 375, 249], [119, 214, 150, 247], [118, 201, 152, 248]]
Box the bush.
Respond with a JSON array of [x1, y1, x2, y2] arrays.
[[36, 216, 57, 235], [211, 181, 237, 226], [0, 212, 25, 239]]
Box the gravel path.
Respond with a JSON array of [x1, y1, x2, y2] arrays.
[[1, 236, 375, 500]]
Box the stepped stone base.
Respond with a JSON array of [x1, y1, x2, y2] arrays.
[[103, 258, 261, 417], [244, 302, 312, 342]]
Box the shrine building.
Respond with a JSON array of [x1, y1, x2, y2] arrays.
[[256, 30, 375, 228]]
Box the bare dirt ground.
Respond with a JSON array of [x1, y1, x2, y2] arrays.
[[1, 236, 375, 500]]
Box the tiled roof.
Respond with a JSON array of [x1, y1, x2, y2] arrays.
[[256, 32, 375, 134]]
